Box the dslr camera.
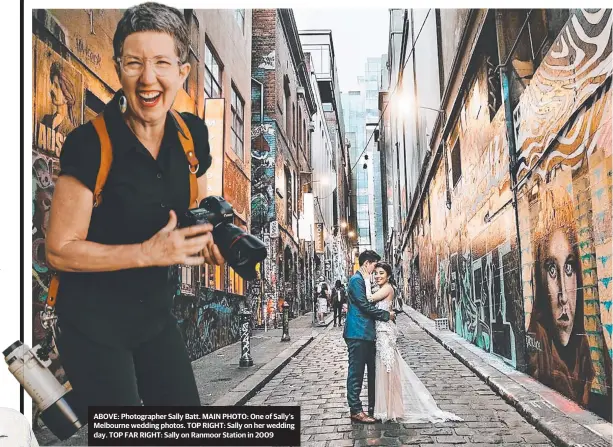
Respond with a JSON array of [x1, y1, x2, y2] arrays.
[[178, 196, 267, 280]]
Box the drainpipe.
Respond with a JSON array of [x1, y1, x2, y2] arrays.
[[495, 9, 527, 371]]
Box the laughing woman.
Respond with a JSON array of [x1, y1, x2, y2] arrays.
[[45, 2, 224, 418]]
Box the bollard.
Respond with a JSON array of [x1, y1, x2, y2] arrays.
[[239, 309, 254, 367], [281, 301, 291, 342], [312, 295, 317, 326]]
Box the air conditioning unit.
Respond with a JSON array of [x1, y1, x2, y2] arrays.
[[297, 86, 305, 97], [308, 121, 315, 132]]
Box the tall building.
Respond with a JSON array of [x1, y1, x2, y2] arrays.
[[385, 8, 612, 420], [300, 30, 352, 284], [342, 56, 386, 255], [341, 91, 369, 251], [250, 9, 317, 320], [363, 57, 385, 255]]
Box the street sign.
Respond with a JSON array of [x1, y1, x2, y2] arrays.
[[315, 223, 324, 254], [270, 221, 279, 238]]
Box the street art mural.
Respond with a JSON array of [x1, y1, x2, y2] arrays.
[[514, 9, 612, 419], [405, 9, 611, 420], [172, 289, 245, 361], [32, 37, 84, 382], [408, 67, 523, 368], [514, 9, 613, 183], [34, 38, 84, 159], [251, 123, 277, 236], [223, 157, 250, 222], [251, 47, 282, 317]]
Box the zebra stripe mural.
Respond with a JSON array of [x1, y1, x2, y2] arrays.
[[515, 9, 612, 418]]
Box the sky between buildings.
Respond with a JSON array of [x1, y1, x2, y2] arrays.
[[294, 9, 390, 93]]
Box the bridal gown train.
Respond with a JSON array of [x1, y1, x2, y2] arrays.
[[373, 299, 463, 423]]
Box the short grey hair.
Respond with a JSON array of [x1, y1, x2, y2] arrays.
[[113, 2, 189, 62]]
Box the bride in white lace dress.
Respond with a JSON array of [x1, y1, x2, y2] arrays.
[[367, 262, 463, 424]]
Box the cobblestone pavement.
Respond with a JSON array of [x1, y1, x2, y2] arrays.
[[34, 313, 327, 445], [246, 315, 554, 446], [194, 312, 326, 405]]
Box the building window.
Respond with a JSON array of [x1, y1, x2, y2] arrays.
[[180, 265, 194, 295], [292, 104, 296, 145], [284, 76, 291, 140], [498, 9, 570, 108], [231, 85, 244, 159], [227, 217, 246, 295], [285, 166, 292, 227], [451, 138, 462, 187], [184, 10, 200, 98], [204, 42, 222, 99], [234, 9, 245, 33], [298, 108, 302, 148]]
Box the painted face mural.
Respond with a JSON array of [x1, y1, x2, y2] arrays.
[[34, 38, 83, 158], [542, 229, 578, 347], [527, 183, 608, 412]]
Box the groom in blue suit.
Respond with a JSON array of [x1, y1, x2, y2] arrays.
[[344, 250, 395, 423]]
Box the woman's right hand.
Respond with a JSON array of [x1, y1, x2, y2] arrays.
[[140, 210, 224, 266]]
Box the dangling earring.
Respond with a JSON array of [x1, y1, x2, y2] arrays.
[[119, 95, 127, 114]]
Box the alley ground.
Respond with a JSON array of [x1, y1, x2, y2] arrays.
[[246, 315, 554, 447]]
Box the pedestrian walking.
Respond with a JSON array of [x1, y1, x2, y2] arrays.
[[332, 280, 347, 327], [317, 284, 329, 325]]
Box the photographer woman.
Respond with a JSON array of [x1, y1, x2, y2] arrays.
[[45, 2, 223, 416]]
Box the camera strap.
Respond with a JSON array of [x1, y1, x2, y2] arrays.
[[170, 109, 199, 209], [42, 110, 199, 352]]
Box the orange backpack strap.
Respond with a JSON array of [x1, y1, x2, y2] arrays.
[[46, 113, 113, 309], [91, 114, 114, 207], [46, 275, 59, 308], [170, 110, 199, 209]]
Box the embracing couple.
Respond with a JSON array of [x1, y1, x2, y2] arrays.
[[344, 250, 462, 424]]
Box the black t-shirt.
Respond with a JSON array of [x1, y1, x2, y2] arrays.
[[55, 91, 211, 348]]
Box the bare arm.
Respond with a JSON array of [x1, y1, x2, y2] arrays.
[[368, 284, 393, 303], [45, 175, 223, 272], [348, 276, 390, 322]]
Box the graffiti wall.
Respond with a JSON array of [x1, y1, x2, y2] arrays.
[[223, 156, 251, 224], [32, 37, 85, 381], [404, 9, 612, 420], [515, 9, 612, 418], [251, 122, 277, 235], [251, 36, 281, 319], [172, 289, 246, 361], [407, 56, 525, 369]]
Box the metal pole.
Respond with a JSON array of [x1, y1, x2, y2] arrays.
[[239, 309, 253, 367], [311, 224, 317, 327], [281, 301, 291, 342]]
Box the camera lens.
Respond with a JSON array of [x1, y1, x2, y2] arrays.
[[213, 224, 267, 280]]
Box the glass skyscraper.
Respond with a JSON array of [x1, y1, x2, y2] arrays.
[[341, 57, 385, 253]]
